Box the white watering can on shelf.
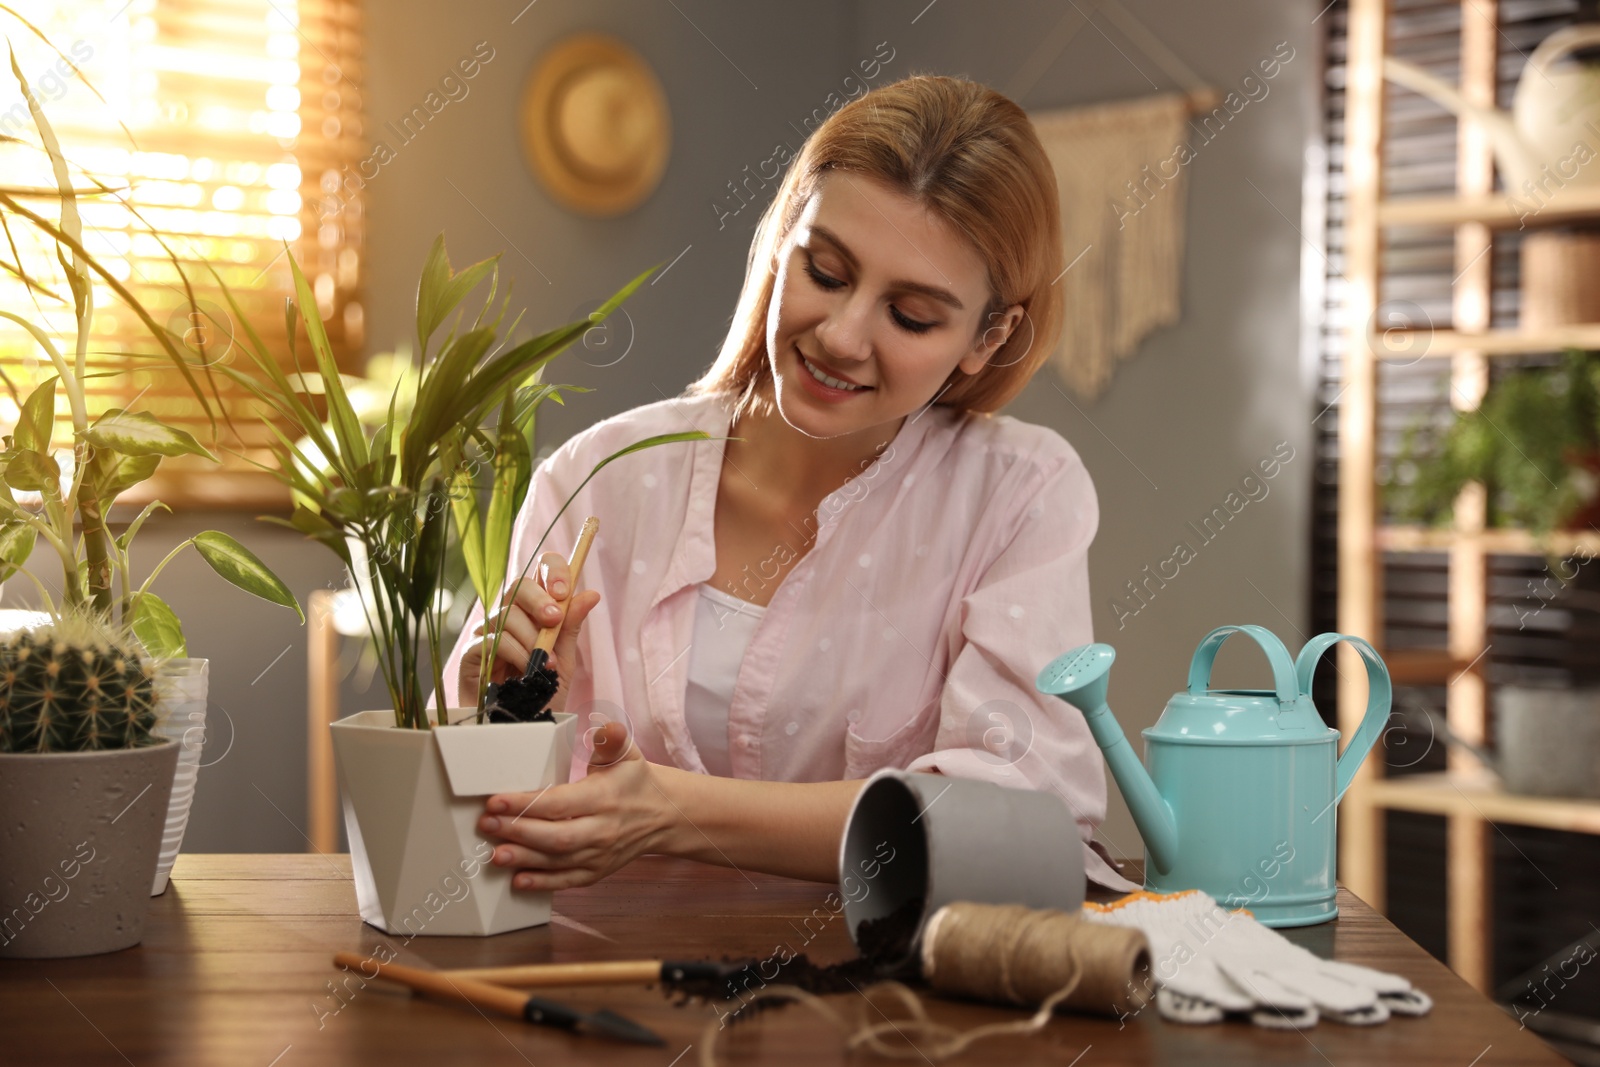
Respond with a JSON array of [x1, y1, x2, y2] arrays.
[[1384, 25, 1600, 197]]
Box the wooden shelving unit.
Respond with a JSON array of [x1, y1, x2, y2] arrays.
[[1366, 773, 1600, 836], [1377, 186, 1600, 227], [1339, 0, 1600, 995], [1374, 324, 1600, 357], [1378, 525, 1600, 557]]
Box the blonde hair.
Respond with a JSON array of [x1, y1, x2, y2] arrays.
[[685, 74, 1063, 421]]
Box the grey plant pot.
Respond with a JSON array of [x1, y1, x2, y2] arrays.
[[0, 739, 179, 958], [839, 769, 1086, 965], [1496, 686, 1600, 799]]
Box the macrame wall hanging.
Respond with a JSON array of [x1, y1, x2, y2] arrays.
[[1020, 1, 1217, 400]]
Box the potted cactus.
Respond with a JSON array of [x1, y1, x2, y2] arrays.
[[221, 235, 705, 935], [0, 53, 300, 954], [0, 619, 175, 958]]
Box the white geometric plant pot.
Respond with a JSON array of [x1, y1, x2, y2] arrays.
[[329, 710, 576, 937]]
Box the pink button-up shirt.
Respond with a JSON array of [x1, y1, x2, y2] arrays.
[[444, 391, 1133, 889]]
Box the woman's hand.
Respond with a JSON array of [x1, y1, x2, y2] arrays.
[[456, 550, 601, 710], [478, 721, 670, 891]]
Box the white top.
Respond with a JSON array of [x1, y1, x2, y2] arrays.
[[683, 582, 766, 776]]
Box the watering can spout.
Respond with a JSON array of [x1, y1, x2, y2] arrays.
[[1036, 645, 1180, 876]]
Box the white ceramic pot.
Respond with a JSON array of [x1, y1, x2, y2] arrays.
[[329, 709, 576, 936], [150, 659, 210, 895]]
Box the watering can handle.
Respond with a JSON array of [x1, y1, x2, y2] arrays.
[[1295, 633, 1392, 803], [1530, 25, 1600, 76], [1186, 625, 1299, 705]]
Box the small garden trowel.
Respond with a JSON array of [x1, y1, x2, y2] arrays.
[[485, 516, 599, 723]]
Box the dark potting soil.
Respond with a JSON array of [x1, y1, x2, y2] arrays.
[[668, 896, 925, 1022], [482, 667, 558, 723]]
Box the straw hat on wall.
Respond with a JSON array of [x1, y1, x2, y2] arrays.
[[519, 33, 671, 217]]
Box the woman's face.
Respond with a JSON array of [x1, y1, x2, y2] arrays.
[[764, 171, 1022, 441]]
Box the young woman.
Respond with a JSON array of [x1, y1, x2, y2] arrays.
[[444, 74, 1132, 894]]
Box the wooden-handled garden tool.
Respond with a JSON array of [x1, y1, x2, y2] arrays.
[[484, 515, 599, 723], [332, 951, 662, 1045], [439, 958, 749, 990]]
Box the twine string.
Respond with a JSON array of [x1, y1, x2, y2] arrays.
[[699, 901, 1150, 1065]]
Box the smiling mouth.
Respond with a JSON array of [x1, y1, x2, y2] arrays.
[[799, 350, 871, 391]]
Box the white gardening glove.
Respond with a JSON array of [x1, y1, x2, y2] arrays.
[[1083, 890, 1432, 1028]]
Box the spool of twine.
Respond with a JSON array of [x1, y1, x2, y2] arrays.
[[700, 901, 1153, 1065], [922, 901, 1152, 1017]]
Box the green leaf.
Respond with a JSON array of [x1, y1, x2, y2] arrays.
[[289, 502, 348, 543], [484, 402, 531, 605], [278, 505, 352, 563], [589, 431, 710, 471], [0, 194, 214, 425], [256, 417, 336, 505], [131, 591, 186, 658], [589, 264, 658, 323], [407, 483, 448, 615], [15, 375, 55, 452], [9, 46, 84, 283], [449, 321, 587, 426], [86, 409, 216, 460], [3, 448, 59, 493], [509, 431, 709, 592], [369, 421, 392, 469], [514, 383, 589, 435], [450, 460, 486, 605], [115, 500, 170, 552], [85, 451, 160, 500], [415, 233, 499, 357], [287, 250, 367, 474], [324, 486, 364, 523], [192, 530, 303, 622], [400, 327, 495, 484], [204, 263, 338, 466], [0, 519, 36, 582], [415, 233, 451, 351], [408, 272, 657, 478]]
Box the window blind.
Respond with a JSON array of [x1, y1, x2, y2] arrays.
[[0, 0, 364, 507]]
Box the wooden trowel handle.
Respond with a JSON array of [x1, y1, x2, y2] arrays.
[[533, 516, 599, 655], [332, 951, 528, 1018], [441, 959, 665, 988]]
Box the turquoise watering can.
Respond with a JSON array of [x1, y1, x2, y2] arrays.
[[1036, 625, 1391, 927]]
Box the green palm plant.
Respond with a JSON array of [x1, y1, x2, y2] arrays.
[[0, 45, 300, 660], [216, 235, 707, 729], [1390, 350, 1600, 534]]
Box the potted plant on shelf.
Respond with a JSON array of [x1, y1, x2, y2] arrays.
[[221, 234, 705, 936], [1389, 349, 1600, 535], [0, 60, 303, 956]]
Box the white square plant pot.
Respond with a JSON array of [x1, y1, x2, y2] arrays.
[[329, 710, 576, 937]]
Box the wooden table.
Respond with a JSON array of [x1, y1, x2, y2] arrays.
[[0, 854, 1567, 1066]]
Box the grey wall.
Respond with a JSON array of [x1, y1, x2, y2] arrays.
[[360, 0, 857, 444], [6, 1, 1316, 857]]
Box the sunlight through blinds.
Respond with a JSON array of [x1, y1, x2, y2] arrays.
[[0, 0, 363, 506]]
